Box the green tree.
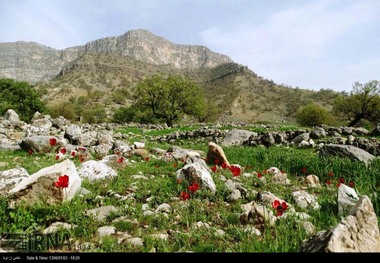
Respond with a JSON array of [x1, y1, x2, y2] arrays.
[[47, 102, 77, 121], [0, 78, 45, 121], [82, 105, 107, 124], [296, 103, 334, 127], [333, 80, 380, 127], [133, 74, 207, 127]]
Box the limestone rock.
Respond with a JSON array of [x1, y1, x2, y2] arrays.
[[300, 196, 380, 252]]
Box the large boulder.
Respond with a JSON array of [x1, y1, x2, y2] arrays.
[[221, 129, 257, 147], [3, 109, 20, 125], [319, 144, 376, 165], [176, 161, 216, 194], [300, 196, 380, 252], [8, 160, 81, 207]]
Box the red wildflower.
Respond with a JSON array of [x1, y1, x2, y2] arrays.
[[211, 165, 217, 173], [177, 179, 182, 184], [326, 180, 332, 186], [328, 171, 334, 177], [77, 147, 86, 152], [49, 138, 57, 146], [257, 172, 263, 178], [301, 167, 307, 175], [221, 163, 228, 169], [28, 149, 33, 155], [272, 200, 288, 217], [230, 166, 241, 177], [337, 183, 341, 188], [70, 151, 76, 157], [188, 183, 199, 193], [338, 177, 344, 184], [145, 157, 149, 161], [263, 169, 268, 174], [54, 175, 69, 188], [173, 163, 178, 168], [349, 181, 355, 187], [180, 191, 190, 201], [60, 148, 66, 154], [214, 159, 220, 165], [79, 156, 85, 163], [55, 155, 60, 160], [117, 157, 124, 164], [281, 170, 286, 174]]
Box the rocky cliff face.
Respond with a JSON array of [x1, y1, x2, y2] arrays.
[[0, 29, 232, 84]]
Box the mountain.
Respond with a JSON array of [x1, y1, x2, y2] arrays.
[[0, 29, 232, 84], [0, 29, 338, 123]]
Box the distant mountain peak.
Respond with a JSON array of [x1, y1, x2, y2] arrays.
[[0, 29, 232, 84]]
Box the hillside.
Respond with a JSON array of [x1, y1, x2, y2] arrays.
[[0, 29, 340, 124]]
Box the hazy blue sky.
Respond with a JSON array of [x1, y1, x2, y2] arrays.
[[1, 0, 379, 92]]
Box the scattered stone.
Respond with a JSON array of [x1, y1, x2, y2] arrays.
[[78, 160, 117, 181], [319, 144, 376, 165], [86, 205, 119, 222], [97, 226, 116, 238], [291, 190, 320, 210], [42, 222, 77, 234], [338, 184, 359, 217], [206, 141, 230, 166], [305, 175, 321, 188]]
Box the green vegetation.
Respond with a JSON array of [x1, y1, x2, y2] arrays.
[[333, 80, 380, 127], [296, 103, 334, 126], [0, 125, 379, 252], [0, 78, 45, 121], [133, 74, 207, 126]]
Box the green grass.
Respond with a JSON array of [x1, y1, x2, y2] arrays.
[[0, 126, 379, 252]]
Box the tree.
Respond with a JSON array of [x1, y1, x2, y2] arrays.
[[296, 103, 334, 127], [133, 74, 207, 127], [333, 80, 380, 126], [0, 78, 45, 121]]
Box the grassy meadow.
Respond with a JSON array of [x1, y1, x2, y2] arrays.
[[0, 125, 379, 252]]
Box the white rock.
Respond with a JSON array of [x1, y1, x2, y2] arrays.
[[78, 160, 117, 181]]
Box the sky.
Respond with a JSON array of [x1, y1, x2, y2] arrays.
[[1, 0, 379, 92]]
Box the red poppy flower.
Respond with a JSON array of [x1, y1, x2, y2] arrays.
[[54, 175, 69, 188], [145, 157, 149, 161], [180, 191, 190, 201], [188, 183, 199, 193], [230, 166, 241, 177], [337, 183, 341, 188], [60, 148, 66, 154], [177, 179, 182, 184], [28, 149, 33, 155], [173, 163, 178, 168], [55, 155, 60, 160], [79, 156, 85, 163], [71, 151, 76, 157], [326, 180, 331, 186], [328, 171, 334, 177], [77, 147, 86, 152], [211, 165, 217, 173], [49, 138, 57, 146], [221, 163, 228, 169], [257, 172, 263, 178], [349, 181, 355, 187], [214, 159, 219, 165], [301, 167, 307, 175], [117, 157, 124, 164], [338, 177, 344, 184], [272, 200, 288, 217]]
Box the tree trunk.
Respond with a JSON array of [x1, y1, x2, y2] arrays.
[[348, 115, 364, 127]]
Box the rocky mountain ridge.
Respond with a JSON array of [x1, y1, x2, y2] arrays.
[[0, 29, 232, 84]]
